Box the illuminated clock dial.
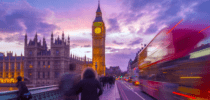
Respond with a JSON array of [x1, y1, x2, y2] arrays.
[[95, 27, 101, 34]]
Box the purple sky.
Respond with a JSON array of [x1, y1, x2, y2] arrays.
[[0, 0, 210, 71]]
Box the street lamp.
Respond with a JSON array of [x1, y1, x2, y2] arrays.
[[95, 62, 97, 71]]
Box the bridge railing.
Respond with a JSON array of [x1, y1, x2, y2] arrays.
[[0, 85, 62, 100]]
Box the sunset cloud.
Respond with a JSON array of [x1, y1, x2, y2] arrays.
[[112, 40, 124, 45], [128, 38, 143, 46], [106, 47, 140, 71], [107, 17, 121, 33], [0, 37, 3, 41], [0, 1, 58, 40], [70, 44, 79, 49], [83, 45, 91, 47]]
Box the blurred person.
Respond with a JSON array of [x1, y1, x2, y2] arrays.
[[108, 76, 113, 88], [105, 76, 109, 89], [99, 74, 105, 86], [112, 76, 115, 85], [16, 76, 32, 100], [59, 63, 81, 100], [75, 67, 103, 100], [101, 76, 105, 88], [99, 76, 103, 86], [103, 76, 106, 89], [111, 76, 114, 85]]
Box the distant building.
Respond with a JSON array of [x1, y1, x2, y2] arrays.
[[0, 51, 24, 84], [128, 54, 138, 78], [127, 59, 132, 77], [105, 67, 110, 76], [128, 48, 142, 78], [105, 66, 121, 76]]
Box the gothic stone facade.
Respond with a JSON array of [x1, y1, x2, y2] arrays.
[[24, 32, 92, 86]]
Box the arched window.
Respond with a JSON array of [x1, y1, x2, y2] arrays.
[[38, 61, 40, 65], [17, 63, 20, 70], [38, 72, 40, 78], [0, 72, 2, 77], [48, 72, 50, 78], [6, 63, 8, 70], [0, 64, 3, 70], [56, 50, 59, 55], [5, 72, 8, 78], [11, 73, 14, 78], [11, 63, 14, 70], [29, 72, 32, 78], [29, 51, 32, 56], [43, 72, 45, 78]]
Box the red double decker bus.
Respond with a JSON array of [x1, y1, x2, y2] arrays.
[[138, 23, 210, 100]]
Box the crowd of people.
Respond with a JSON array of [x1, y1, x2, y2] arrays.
[[16, 63, 116, 100], [99, 75, 115, 89]]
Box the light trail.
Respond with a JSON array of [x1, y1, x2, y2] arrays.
[[120, 81, 146, 100]]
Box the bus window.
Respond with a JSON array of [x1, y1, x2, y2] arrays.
[[156, 72, 166, 82], [147, 74, 156, 81]]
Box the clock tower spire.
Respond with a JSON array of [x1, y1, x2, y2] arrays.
[[92, 1, 106, 76], [97, 0, 101, 12], [94, 0, 103, 22]]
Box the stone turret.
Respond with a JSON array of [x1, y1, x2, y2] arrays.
[[62, 31, 64, 42], [34, 33, 38, 46], [25, 33, 27, 47], [51, 32, 54, 46], [68, 35, 70, 44]]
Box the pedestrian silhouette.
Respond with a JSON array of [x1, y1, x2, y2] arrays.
[[105, 76, 109, 89], [75, 67, 103, 100], [59, 63, 81, 100], [16, 76, 32, 100], [112, 76, 115, 85], [101, 76, 105, 88], [108, 76, 113, 88], [99, 76, 103, 86]]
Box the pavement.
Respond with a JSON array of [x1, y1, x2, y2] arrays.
[[59, 81, 121, 100], [99, 81, 121, 100]]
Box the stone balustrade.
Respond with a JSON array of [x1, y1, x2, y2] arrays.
[[0, 85, 62, 100]]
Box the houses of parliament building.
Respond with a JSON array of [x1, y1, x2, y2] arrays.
[[0, 32, 92, 86], [0, 0, 106, 87]]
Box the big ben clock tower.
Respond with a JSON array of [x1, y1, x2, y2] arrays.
[[92, 0, 106, 75]]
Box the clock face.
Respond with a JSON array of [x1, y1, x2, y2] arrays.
[[95, 27, 101, 34]]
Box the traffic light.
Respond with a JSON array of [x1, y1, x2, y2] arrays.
[[120, 76, 122, 78]]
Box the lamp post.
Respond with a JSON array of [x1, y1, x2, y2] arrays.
[[95, 62, 97, 72]]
